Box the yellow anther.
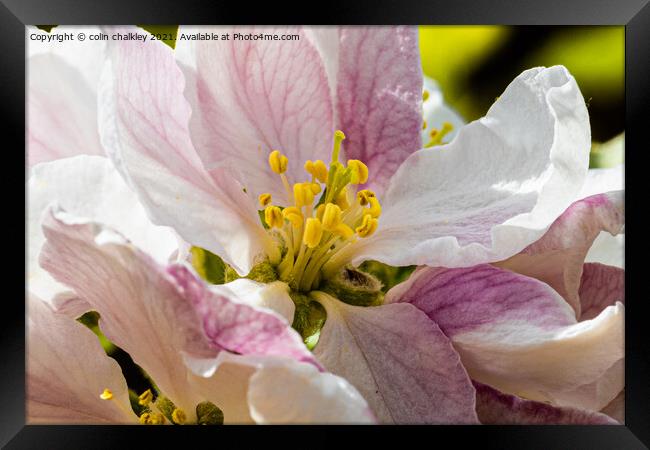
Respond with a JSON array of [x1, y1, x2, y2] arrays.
[[332, 130, 346, 162], [305, 160, 328, 183], [310, 182, 322, 195], [357, 189, 376, 206], [347, 159, 369, 184], [264, 206, 283, 229], [258, 193, 272, 207], [282, 206, 303, 228], [366, 197, 382, 218], [423, 90, 430, 102], [293, 183, 315, 208], [356, 214, 379, 238], [269, 150, 288, 174], [321, 203, 343, 231], [334, 223, 354, 239], [316, 203, 326, 221], [100, 388, 113, 400], [424, 122, 454, 148], [303, 218, 323, 249], [335, 188, 350, 210], [172, 408, 187, 425], [140, 412, 165, 425], [138, 389, 153, 406]]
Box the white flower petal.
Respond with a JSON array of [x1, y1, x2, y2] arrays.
[[349, 66, 591, 269]]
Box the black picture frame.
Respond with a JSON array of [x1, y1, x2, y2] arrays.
[[3, 0, 649, 448]]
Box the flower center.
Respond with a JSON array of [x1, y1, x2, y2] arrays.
[[259, 130, 381, 293], [100, 387, 223, 425]]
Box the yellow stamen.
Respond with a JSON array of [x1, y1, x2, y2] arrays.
[[424, 122, 454, 148], [356, 214, 379, 237], [422, 120, 427, 130], [366, 197, 382, 218], [293, 183, 315, 208], [334, 223, 354, 239], [258, 193, 272, 207], [264, 206, 283, 229], [347, 160, 369, 184], [335, 188, 350, 210], [172, 408, 187, 425], [305, 160, 328, 183], [332, 130, 346, 163], [269, 150, 288, 174], [139, 412, 165, 425], [423, 90, 430, 102], [316, 204, 326, 221], [282, 206, 303, 228], [100, 388, 113, 401], [310, 182, 322, 195], [321, 203, 343, 231], [303, 218, 323, 249], [357, 189, 375, 206], [138, 389, 153, 406]]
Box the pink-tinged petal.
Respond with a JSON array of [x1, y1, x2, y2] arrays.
[[99, 27, 267, 275], [39, 208, 216, 416], [28, 156, 178, 306], [27, 293, 134, 424], [336, 27, 423, 194], [248, 359, 375, 424], [348, 66, 591, 269], [311, 292, 478, 424], [168, 265, 319, 369], [601, 390, 624, 424], [28, 54, 104, 166], [579, 263, 625, 321], [474, 381, 617, 425], [388, 264, 624, 411], [176, 26, 333, 203], [210, 278, 296, 324], [496, 192, 624, 315]]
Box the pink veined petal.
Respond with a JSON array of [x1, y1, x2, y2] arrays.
[[176, 26, 334, 204], [387, 264, 624, 412], [39, 206, 320, 418], [28, 156, 178, 306], [28, 54, 104, 166], [167, 265, 320, 369], [311, 292, 478, 424], [248, 359, 376, 424], [347, 66, 591, 270], [579, 263, 625, 321], [474, 381, 618, 425], [336, 26, 423, 195], [496, 191, 624, 315], [27, 293, 134, 424], [39, 207, 220, 418], [99, 26, 267, 275]]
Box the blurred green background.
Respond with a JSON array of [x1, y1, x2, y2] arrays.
[[419, 26, 624, 167]]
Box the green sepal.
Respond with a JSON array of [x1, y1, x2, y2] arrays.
[[190, 246, 227, 284], [196, 401, 224, 425], [320, 265, 384, 307], [358, 260, 416, 293], [290, 292, 327, 350]]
